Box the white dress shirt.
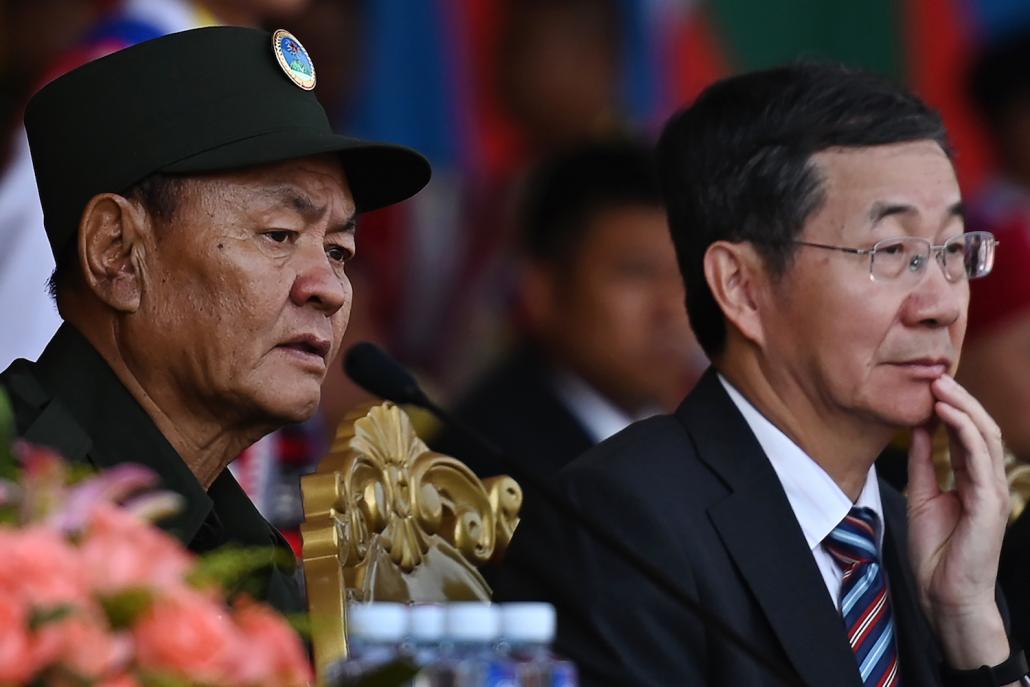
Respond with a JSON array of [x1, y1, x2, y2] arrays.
[[552, 370, 660, 444], [718, 374, 885, 608]]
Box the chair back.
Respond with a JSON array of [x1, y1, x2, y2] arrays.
[[300, 401, 522, 679]]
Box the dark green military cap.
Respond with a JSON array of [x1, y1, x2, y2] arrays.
[[24, 26, 431, 259]]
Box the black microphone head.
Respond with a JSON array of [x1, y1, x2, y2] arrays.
[[343, 342, 429, 407]]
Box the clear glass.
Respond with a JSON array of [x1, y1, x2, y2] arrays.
[[793, 231, 998, 283]]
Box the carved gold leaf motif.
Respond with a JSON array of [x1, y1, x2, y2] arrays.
[[300, 401, 522, 682]]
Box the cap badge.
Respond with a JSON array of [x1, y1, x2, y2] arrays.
[[272, 29, 316, 91]]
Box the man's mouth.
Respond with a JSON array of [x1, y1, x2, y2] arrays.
[[277, 335, 331, 362], [888, 357, 952, 379]]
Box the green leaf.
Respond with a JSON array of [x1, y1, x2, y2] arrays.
[[100, 587, 155, 629], [187, 545, 293, 592], [0, 390, 15, 481], [139, 672, 215, 687], [0, 505, 18, 525], [28, 604, 74, 630], [285, 611, 312, 639]]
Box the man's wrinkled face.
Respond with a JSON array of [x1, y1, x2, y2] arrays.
[[129, 155, 355, 426], [758, 141, 967, 428]]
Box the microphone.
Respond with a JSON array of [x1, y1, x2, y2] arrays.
[[344, 341, 430, 408], [343, 342, 802, 686]]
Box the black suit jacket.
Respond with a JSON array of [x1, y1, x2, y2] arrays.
[[0, 324, 303, 615], [494, 369, 952, 686], [431, 345, 598, 590], [1001, 507, 1030, 657], [430, 345, 595, 480]]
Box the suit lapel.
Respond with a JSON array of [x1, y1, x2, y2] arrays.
[[679, 371, 864, 687], [880, 485, 940, 685]]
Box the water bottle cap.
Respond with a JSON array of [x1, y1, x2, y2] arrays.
[[500, 602, 556, 643], [347, 602, 409, 642], [445, 602, 500, 641], [409, 603, 445, 640]]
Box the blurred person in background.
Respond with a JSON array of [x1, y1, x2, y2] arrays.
[[966, 27, 1030, 250], [0, 0, 101, 161], [360, 0, 632, 391], [0, 0, 108, 371], [0, 0, 309, 372], [432, 141, 703, 595], [432, 140, 703, 483], [494, 0, 623, 160]]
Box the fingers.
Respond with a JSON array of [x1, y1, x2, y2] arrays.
[[931, 375, 1006, 483], [907, 425, 941, 507], [934, 401, 994, 493]]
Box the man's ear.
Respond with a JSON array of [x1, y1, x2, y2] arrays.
[[78, 193, 150, 313], [703, 240, 769, 348]]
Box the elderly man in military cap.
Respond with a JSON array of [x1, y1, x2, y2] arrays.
[[0, 27, 430, 613]]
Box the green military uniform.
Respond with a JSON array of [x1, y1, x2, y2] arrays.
[[1, 324, 305, 613]]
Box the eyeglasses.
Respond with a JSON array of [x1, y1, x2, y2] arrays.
[[792, 231, 999, 283]]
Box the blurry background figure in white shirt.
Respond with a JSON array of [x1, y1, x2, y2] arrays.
[[430, 138, 705, 486]]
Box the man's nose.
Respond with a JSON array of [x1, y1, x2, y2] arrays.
[[289, 243, 349, 315], [903, 255, 965, 329]]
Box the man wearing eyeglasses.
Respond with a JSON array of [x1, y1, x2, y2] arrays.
[[495, 63, 1026, 687]]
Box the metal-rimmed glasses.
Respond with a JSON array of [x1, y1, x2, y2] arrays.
[[793, 231, 999, 283]]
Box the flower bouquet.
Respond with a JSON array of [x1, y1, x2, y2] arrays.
[[0, 391, 312, 687]]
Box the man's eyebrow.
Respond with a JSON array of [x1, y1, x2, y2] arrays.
[[328, 218, 358, 236], [265, 185, 324, 219], [869, 202, 915, 224], [868, 200, 965, 224], [264, 185, 357, 230]]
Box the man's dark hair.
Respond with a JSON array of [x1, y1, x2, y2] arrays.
[[657, 62, 951, 357], [520, 139, 663, 266], [47, 173, 186, 305]]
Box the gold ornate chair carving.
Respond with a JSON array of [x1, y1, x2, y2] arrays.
[[926, 429, 1030, 522], [300, 401, 522, 679]]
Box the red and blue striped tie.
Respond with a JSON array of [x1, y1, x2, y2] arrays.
[[824, 507, 901, 687]]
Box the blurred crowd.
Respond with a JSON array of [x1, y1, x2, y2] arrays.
[[5, 0, 1030, 578]]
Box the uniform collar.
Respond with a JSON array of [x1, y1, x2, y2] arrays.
[[33, 323, 213, 542]]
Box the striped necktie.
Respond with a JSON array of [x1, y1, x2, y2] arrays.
[[823, 507, 901, 687]]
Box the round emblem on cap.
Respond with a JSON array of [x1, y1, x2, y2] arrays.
[[272, 29, 316, 91]]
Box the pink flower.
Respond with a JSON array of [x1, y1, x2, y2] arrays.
[[79, 502, 193, 593], [51, 463, 171, 533], [15, 441, 65, 481], [51, 614, 132, 680], [133, 587, 244, 684], [231, 598, 312, 687], [15, 442, 68, 522], [0, 587, 69, 684], [0, 526, 87, 606], [0, 589, 40, 683]]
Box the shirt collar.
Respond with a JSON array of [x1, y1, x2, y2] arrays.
[[552, 369, 659, 443], [717, 373, 884, 551]]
